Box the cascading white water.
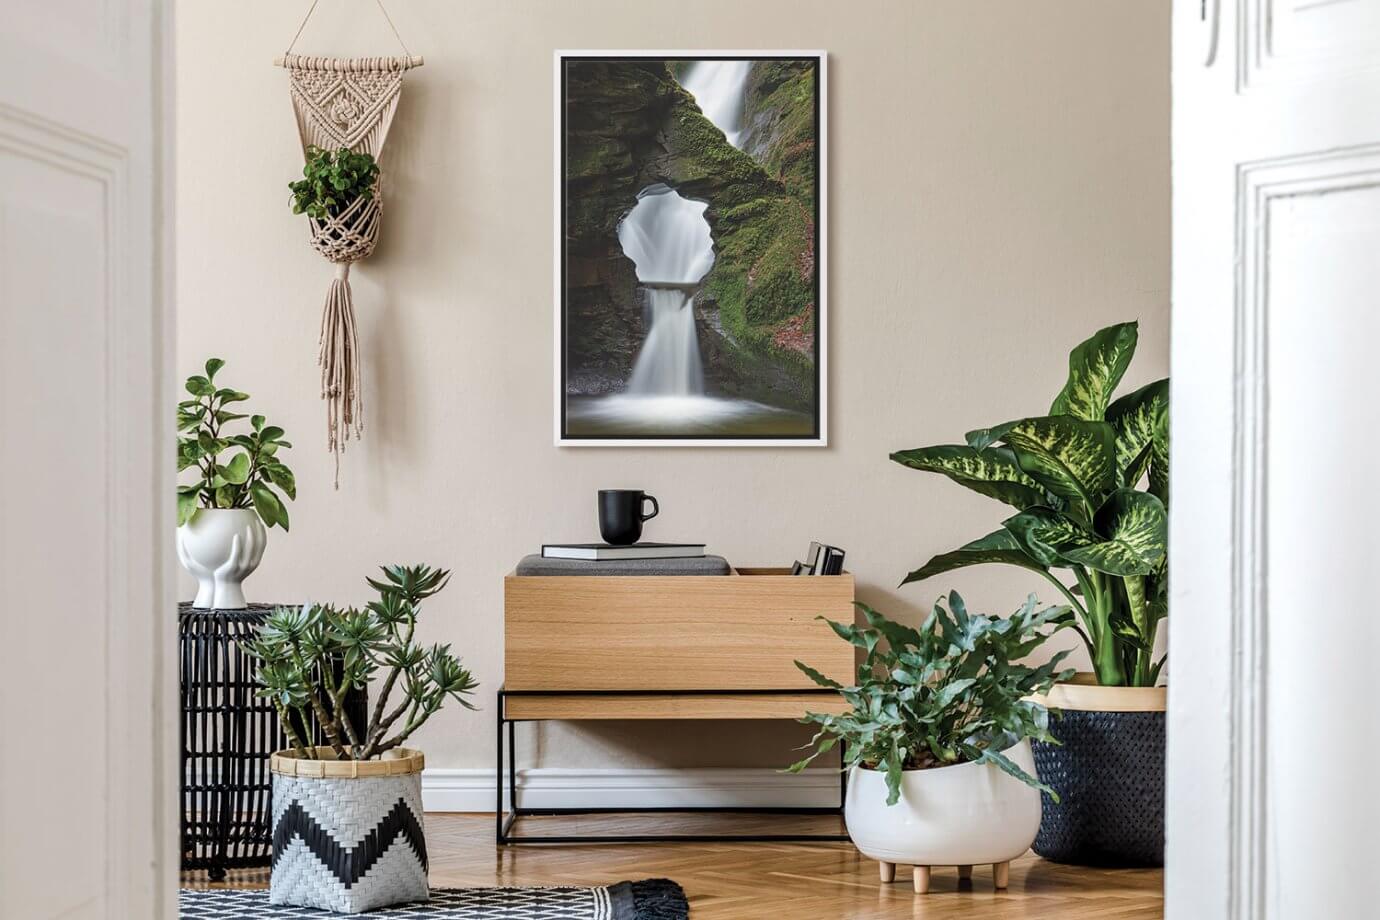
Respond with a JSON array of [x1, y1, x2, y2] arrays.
[[679, 60, 753, 148], [617, 184, 715, 396], [627, 290, 703, 395]]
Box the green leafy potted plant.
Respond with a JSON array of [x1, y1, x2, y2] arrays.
[[176, 358, 295, 609], [243, 564, 478, 914], [890, 320, 1168, 866], [290, 145, 380, 220], [791, 593, 1073, 893], [290, 145, 381, 254]]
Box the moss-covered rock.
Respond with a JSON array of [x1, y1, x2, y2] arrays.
[[741, 61, 818, 205]]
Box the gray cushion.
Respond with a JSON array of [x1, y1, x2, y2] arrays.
[[515, 553, 731, 576]]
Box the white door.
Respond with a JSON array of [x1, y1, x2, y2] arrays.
[[1170, 1, 1380, 917], [0, 3, 175, 918]]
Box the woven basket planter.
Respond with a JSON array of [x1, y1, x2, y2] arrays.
[[270, 747, 428, 914], [1029, 676, 1166, 867], [308, 188, 381, 264]]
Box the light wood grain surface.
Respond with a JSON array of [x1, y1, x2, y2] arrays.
[[185, 812, 1164, 919], [504, 570, 855, 691], [503, 692, 852, 721]]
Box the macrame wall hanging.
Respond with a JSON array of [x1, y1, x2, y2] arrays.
[[275, 0, 422, 485]]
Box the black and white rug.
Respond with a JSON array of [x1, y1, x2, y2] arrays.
[[179, 880, 687, 919]]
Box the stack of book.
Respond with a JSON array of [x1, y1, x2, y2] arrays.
[[541, 542, 706, 561], [791, 541, 846, 575]]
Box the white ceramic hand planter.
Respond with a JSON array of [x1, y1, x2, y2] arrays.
[[176, 508, 267, 609]]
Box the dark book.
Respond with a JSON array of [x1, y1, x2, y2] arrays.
[[541, 542, 706, 561], [794, 541, 845, 575], [819, 546, 846, 575]]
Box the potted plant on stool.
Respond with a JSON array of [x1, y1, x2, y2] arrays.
[[790, 593, 1073, 893], [243, 564, 478, 914], [176, 358, 296, 609], [890, 321, 1169, 866]]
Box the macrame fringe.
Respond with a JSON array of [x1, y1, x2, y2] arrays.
[[319, 262, 363, 489]]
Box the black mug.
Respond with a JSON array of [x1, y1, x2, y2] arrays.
[[599, 490, 659, 545]]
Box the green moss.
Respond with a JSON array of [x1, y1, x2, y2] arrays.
[[566, 137, 632, 179], [706, 189, 814, 366], [751, 64, 817, 204], [661, 87, 777, 201]]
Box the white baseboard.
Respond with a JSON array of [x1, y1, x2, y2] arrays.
[[421, 767, 841, 813]]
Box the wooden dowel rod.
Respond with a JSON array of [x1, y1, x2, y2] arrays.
[[273, 55, 424, 69]]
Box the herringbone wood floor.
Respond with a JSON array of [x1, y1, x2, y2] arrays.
[[183, 813, 1163, 918]]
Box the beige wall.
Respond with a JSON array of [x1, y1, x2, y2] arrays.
[[175, 0, 1168, 770]]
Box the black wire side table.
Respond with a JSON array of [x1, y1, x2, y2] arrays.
[[179, 603, 366, 880]]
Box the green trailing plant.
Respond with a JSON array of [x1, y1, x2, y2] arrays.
[[177, 358, 295, 529], [891, 321, 1168, 687], [789, 593, 1074, 806], [289, 145, 380, 220], [243, 564, 478, 761]]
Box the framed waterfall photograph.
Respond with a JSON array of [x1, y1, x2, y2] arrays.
[[554, 51, 827, 446]]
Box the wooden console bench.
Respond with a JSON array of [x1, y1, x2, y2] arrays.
[[498, 567, 854, 844]]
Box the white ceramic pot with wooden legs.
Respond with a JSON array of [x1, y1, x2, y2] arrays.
[[845, 739, 1042, 893]]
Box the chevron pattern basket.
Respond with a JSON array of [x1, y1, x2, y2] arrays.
[[270, 748, 429, 914]]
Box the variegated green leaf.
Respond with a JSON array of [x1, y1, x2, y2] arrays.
[[1107, 377, 1167, 483], [1123, 574, 1153, 641], [982, 416, 1116, 518], [1146, 564, 1168, 618], [1050, 321, 1139, 421], [890, 445, 1049, 509], [964, 423, 1004, 451], [1148, 423, 1169, 506], [1002, 507, 1096, 566], [1061, 489, 1167, 576], [901, 529, 1046, 586], [1124, 440, 1154, 489]]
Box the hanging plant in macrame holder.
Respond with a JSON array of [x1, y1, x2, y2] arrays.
[[276, 2, 421, 484]]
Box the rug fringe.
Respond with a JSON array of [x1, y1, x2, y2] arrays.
[[630, 879, 689, 920]]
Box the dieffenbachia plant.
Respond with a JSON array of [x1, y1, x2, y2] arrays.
[[177, 358, 296, 530], [891, 321, 1168, 687], [243, 564, 479, 761], [789, 593, 1074, 805]]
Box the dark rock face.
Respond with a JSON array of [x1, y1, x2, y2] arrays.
[[562, 59, 819, 412], [562, 62, 671, 393]]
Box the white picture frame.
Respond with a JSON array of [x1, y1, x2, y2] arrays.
[[553, 50, 828, 447]]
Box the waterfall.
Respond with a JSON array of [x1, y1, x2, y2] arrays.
[[617, 184, 715, 396], [627, 290, 703, 395], [679, 60, 752, 148]]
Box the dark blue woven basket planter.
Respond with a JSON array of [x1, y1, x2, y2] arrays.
[[1031, 708, 1165, 867]]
